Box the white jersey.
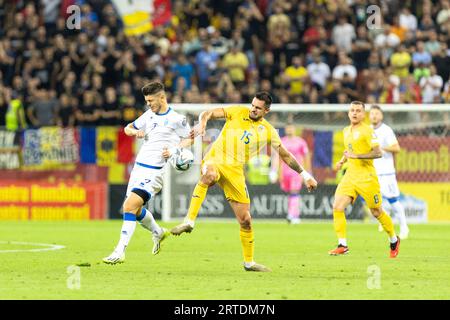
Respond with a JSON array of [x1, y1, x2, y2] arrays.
[[132, 107, 190, 168], [372, 123, 398, 175]]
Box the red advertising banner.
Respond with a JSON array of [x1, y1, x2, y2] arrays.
[[396, 136, 450, 182], [0, 181, 108, 220]]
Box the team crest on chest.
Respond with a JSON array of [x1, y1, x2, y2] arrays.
[[258, 125, 265, 132]]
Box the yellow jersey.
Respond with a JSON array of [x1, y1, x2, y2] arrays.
[[205, 106, 281, 167], [343, 123, 379, 175], [285, 66, 308, 94]]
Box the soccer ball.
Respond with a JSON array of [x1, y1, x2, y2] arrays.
[[170, 148, 194, 171]]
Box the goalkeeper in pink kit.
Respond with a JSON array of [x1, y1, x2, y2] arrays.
[[274, 124, 311, 224]]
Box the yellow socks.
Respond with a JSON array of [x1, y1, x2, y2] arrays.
[[333, 210, 347, 238], [240, 228, 254, 263], [187, 182, 208, 221], [377, 211, 396, 238], [333, 210, 347, 246]]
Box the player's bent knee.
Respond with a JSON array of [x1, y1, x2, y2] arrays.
[[239, 214, 252, 230], [370, 207, 383, 217], [201, 171, 217, 186]]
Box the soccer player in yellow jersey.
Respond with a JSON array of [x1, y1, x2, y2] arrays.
[[329, 101, 401, 258], [170, 92, 318, 272]]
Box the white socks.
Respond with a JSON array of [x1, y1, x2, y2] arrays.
[[116, 213, 137, 253], [138, 208, 162, 235], [338, 238, 347, 247], [391, 200, 408, 231]]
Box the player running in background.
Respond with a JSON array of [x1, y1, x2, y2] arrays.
[[370, 105, 409, 239], [277, 124, 311, 224], [330, 101, 401, 258], [171, 92, 318, 272], [103, 82, 192, 264]]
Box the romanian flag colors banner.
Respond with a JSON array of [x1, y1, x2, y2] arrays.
[[79, 127, 97, 164], [96, 126, 118, 166], [117, 128, 134, 163]]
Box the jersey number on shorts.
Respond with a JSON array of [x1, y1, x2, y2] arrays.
[[240, 130, 253, 145], [374, 194, 379, 204]]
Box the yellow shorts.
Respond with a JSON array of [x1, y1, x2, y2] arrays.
[[202, 158, 250, 204], [335, 172, 382, 208]]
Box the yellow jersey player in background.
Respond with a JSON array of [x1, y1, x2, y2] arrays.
[[170, 91, 318, 272], [330, 101, 401, 258]]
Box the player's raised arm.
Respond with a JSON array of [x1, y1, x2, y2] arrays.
[[276, 143, 318, 192], [124, 122, 145, 138], [191, 107, 226, 138]]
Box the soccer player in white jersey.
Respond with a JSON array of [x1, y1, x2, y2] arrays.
[[103, 81, 192, 264], [369, 105, 409, 239]]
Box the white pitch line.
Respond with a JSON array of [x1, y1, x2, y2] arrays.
[[0, 241, 65, 253]]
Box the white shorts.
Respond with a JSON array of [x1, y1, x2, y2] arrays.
[[126, 162, 166, 202], [377, 173, 400, 200]]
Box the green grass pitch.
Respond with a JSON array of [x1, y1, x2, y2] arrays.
[[1, 220, 450, 299]]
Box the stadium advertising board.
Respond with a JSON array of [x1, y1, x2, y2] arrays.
[[0, 181, 107, 220], [109, 184, 365, 220], [395, 136, 450, 221]]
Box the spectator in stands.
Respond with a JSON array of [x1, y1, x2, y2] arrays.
[[332, 55, 357, 81], [99, 86, 121, 126], [399, 7, 418, 32], [433, 43, 450, 82], [332, 15, 356, 53], [76, 91, 100, 127], [425, 31, 442, 56], [352, 25, 371, 71], [222, 46, 249, 88], [195, 41, 219, 90], [390, 44, 411, 78], [307, 51, 331, 91], [412, 41, 432, 67], [27, 88, 58, 127], [56, 93, 75, 127], [170, 54, 195, 92], [437, 0, 450, 26], [420, 65, 444, 103], [283, 55, 308, 97]]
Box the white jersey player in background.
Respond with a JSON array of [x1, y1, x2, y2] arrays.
[[103, 81, 192, 264], [369, 105, 409, 239]]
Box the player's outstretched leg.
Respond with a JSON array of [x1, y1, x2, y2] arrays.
[[170, 181, 208, 235], [172, 163, 217, 235], [103, 193, 142, 264], [137, 207, 169, 255]]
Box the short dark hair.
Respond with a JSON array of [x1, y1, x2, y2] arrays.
[[350, 100, 365, 110], [370, 104, 383, 113], [141, 81, 165, 96], [255, 91, 273, 108]]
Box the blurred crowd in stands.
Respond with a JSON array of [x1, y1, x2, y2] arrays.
[[0, 0, 449, 131]]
